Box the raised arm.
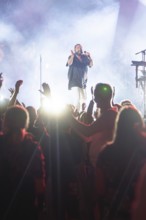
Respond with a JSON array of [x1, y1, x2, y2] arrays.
[[66, 50, 75, 66], [85, 52, 93, 67], [8, 80, 23, 106], [89, 58, 93, 67], [0, 73, 3, 89], [70, 108, 117, 138], [87, 86, 95, 116], [8, 87, 22, 106], [38, 82, 51, 98]]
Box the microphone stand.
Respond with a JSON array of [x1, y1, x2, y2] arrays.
[[40, 55, 42, 106], [143, 51, 146, 120]]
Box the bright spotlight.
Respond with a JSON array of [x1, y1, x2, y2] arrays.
[[42, 96, 66, 116], [139, 0, 146, 6]]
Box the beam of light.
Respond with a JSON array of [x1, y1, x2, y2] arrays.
[[0, 0, 146, 117], [139, 0, 146, 6], [0, 2, 120, 111], [42, 96, 66, 116], [0, 94, 4, 102], [0, 48, 4, 62]]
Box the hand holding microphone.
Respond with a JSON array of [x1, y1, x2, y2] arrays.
[[84, 51, 93, 67], [84, 51, 91, 58]]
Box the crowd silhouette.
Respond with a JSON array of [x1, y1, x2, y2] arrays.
[[0, 75, 146, 220]]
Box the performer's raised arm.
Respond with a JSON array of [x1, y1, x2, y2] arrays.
[[67, 50, 74, 66], [84, 51, 93, 67]]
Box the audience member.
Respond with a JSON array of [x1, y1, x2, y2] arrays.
[[69, 82, 118, 167], [132, 159, 146, 220], [78, 86, 95, 124], [0, 105, 46, 220], [67, 82, 118, 220], [120, 99, 134, 107], [1, 76, 146, 220], [95, 105, 146, 220]]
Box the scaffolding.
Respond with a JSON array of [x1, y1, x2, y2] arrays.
[[131, 49, 146, 119]]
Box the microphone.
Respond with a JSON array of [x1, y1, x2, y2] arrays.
[[84, 51, 90, 58]]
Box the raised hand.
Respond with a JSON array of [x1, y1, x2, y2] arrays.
[[8, 80, 23, 106], [0, 73, 3, 88], [71, 50, 74, 56], [84, 51, 91, 57], [91, 86, 94, 100], [8, 88, 15, 97], [15, 80, 23, 94], [39, 82, 51, 97]]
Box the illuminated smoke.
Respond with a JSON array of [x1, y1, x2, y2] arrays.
[[0, 0, 146, 116]]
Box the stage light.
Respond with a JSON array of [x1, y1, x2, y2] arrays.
[[139, 0, 146, 6], [42, 96, 66, 116]]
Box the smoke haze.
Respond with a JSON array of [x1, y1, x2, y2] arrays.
[[0, 0, 146, 115]]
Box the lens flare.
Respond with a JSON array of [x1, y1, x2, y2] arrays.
[[42, 96, 66, 116]]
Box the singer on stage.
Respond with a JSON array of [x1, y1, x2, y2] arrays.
[[66, 43, 93, 112]]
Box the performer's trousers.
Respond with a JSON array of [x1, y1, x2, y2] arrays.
[[71, 87, 87, 112]]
